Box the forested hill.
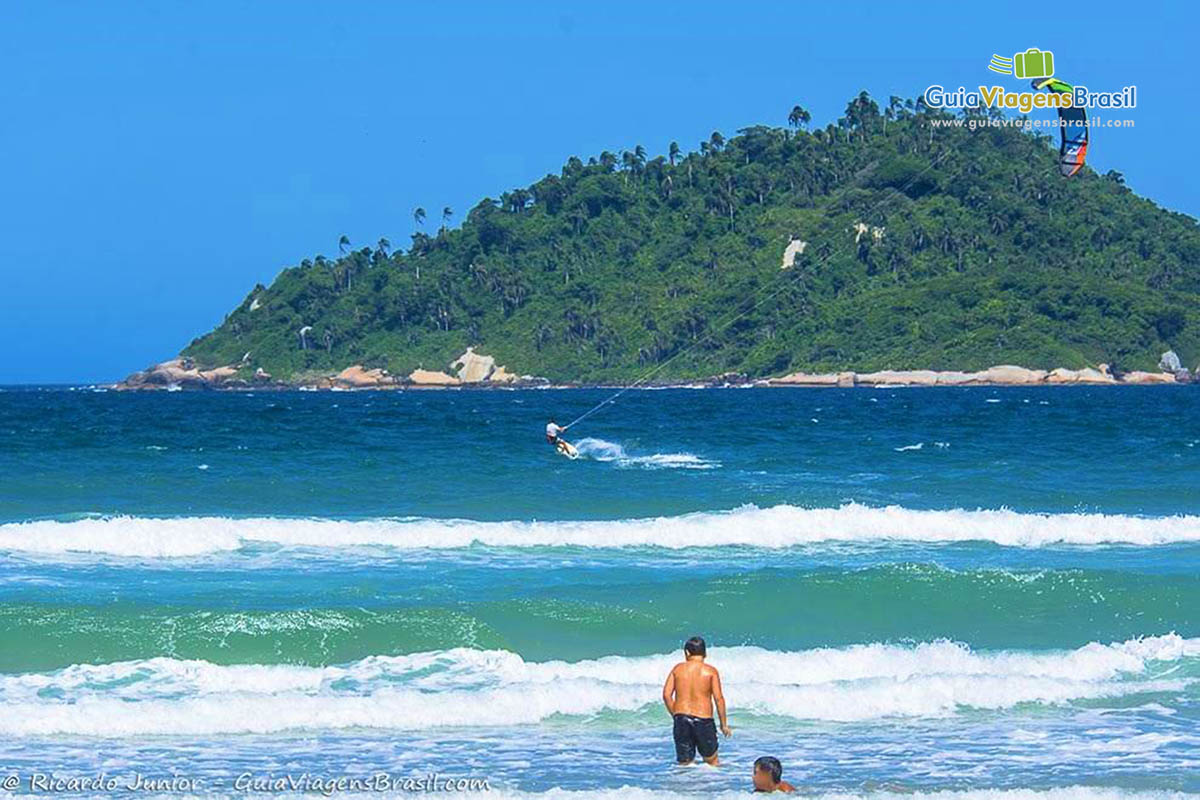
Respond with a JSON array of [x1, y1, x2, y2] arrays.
[[181, 92, 1200, 382]]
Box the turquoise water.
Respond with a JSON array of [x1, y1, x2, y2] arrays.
[[0, 386, 1198, 797]]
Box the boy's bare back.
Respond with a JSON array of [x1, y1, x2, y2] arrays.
[[668, 660, 720, 718]]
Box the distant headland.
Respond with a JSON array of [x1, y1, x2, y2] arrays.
[[128, 93, 1199, 390], [115, 348, 1192, 390]]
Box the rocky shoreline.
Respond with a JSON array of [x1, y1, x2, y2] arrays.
[[114, 349, 1195, 391]]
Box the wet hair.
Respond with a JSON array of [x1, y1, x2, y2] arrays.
[[684, 636, 706, 657], [754, 756, 783, 785]]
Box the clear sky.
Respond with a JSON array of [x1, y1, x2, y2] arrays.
[[1, 1, 1193, 383]]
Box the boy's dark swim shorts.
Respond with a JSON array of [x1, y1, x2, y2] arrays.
[[673, 713, 718, 762]]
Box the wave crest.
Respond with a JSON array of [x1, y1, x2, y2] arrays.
[[0, 636, 1195, 735], [2, 504, 1199, 558]]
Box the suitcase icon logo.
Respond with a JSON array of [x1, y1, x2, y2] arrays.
[[1013, 48, 1054, 80]]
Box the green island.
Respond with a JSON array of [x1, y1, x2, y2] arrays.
[[156, 92, 1198, 387]]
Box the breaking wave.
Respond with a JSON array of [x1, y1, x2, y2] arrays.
[[2, 504, 1199, 558], [1, 636, 1194, 736]]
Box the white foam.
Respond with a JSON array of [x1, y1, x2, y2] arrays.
[[573, 438, 718, 470], [0, 636, 1194, 735], [3, 503, 1199, 558], [189, 790, 1193, 800], [484, 790, 1195, 800]]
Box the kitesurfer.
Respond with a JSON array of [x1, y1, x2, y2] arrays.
[[545, 419, 568, 446], [546, 419, 580, 459]]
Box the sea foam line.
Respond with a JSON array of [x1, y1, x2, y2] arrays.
[[0, 636, 1195, 735], [2, 503, 1199, 557], [481, 790, 1198, 800]]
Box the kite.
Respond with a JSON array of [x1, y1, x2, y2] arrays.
[[1032, 78, 1088, 177]]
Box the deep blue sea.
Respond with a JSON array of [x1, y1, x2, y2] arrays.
[[0, 385, 1197, 799]]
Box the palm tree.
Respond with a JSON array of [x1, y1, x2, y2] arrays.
[[503, 189, 529, 213], [668, 141, 680, 166], [338, 235, 350, 255], [377, 237, 390, 258], [709, 131, 725, 152], [619, 148, 645, 183], [855, 90, 878, 128], [441, 206, 453, 231], [411, 208, 427, 282], [788, 104, 811, 131]]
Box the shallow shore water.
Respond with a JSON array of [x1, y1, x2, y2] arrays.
[[1, 386, 1197, 795]]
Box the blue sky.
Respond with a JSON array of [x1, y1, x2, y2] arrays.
[[1, 1, 1193, 383]]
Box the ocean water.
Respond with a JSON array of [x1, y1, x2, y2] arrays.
[[0, 385, 1197, 798]]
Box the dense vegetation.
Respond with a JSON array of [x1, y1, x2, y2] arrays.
[[183, 92, 1200, 382]]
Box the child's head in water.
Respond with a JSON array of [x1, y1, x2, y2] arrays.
[[753, 756, 794, 793]]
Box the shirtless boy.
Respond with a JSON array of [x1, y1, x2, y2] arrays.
[[661, 636, 731, 765]]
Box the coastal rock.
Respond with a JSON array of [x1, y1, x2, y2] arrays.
[[857, 370, 939, 386], [489, 365, 519, 384], [451, 347, 496, 383], [120, 359, 238, 389], [980, 365, 1048, 385], [199, 366, 239, 384], [334, 365, 394, 388], [781, 237, 807, 270], [1046, 367, 1117, 385], [709, 372, 752, 386], [765, 362, 1194, 388], [770, 371, 840, 386], [449, 347, 522, 384], [409, 369, 461, 386], [1121, 371, 1177, 384], [934, 371, 981, 385], [1159, 350, 1182, 373]]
